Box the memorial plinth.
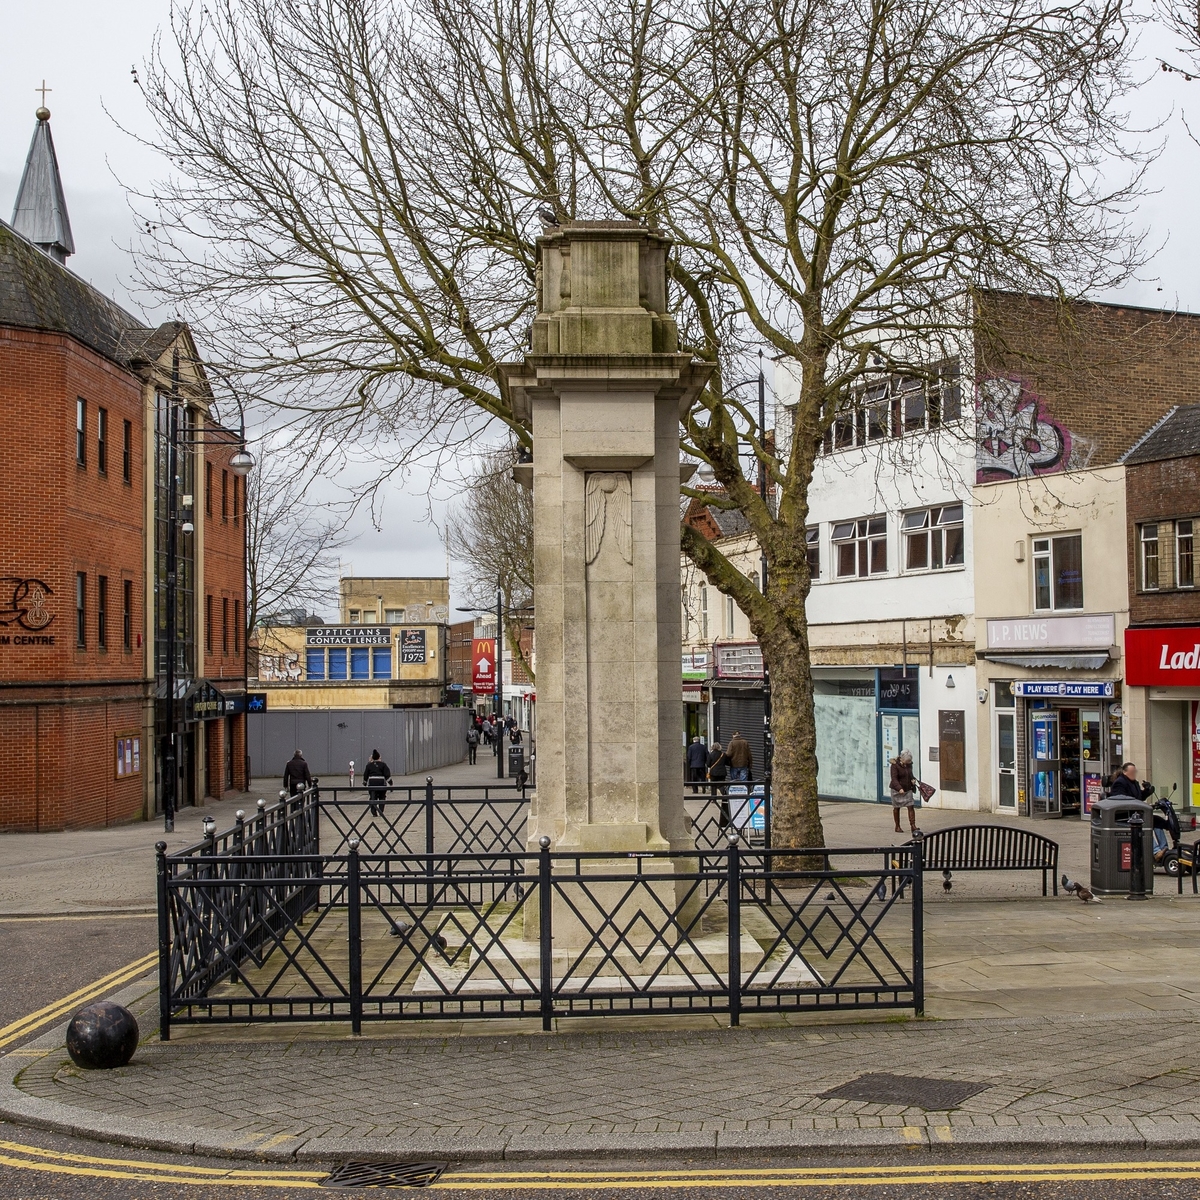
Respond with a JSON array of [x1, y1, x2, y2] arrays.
[[501, 223, 712, 862]]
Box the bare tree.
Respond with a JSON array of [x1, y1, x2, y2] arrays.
[[245, 442, 352, 640], [448, 446, 536, 682], [134, 0, 1146, 849]]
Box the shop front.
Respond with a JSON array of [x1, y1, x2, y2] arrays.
[[1014, 680, 1118, 819], [1125, 626, 1200, 811], [682, 648, 710, 745]]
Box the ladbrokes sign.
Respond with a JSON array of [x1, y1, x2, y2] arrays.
[[1125, 626, 1200, 686]]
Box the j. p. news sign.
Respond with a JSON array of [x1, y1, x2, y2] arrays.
[[1125, 626, 1200, 686]]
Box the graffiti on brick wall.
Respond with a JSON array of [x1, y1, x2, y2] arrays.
[[976, 377, 1095, 483]]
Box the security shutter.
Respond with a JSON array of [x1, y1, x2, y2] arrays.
[[713, 689, 766, 779]]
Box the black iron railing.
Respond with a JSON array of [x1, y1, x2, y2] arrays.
[[156, 789, 923, 1036]]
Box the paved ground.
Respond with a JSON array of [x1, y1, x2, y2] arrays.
[[3, 767, 1198, 1164]]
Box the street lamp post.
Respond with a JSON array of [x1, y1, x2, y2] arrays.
[[159, 349, 255, 832], [495, 583, 503, 779]]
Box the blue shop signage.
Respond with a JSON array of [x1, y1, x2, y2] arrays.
[[1012, 680, 1115, 699]]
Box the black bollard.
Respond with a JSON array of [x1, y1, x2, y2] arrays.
[[1127, 810, 1148, 901]]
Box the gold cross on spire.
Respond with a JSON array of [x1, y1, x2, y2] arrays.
[[35, 80, 52, 105]]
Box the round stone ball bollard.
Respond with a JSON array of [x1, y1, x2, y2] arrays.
[[65, 1001, 139, 1070]]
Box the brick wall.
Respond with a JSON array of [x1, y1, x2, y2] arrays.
[[0, 327, 150, 831], [1127, 455, 1200, 626], [977, 293, 1200, 467]]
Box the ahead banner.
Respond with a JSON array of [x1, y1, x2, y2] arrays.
[[472, 638, 496, 695]]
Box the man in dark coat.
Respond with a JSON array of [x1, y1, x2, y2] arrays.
[[362, 749, 392, 817], [282, 750, 312, 796], [1110, 762, 1153, 802], [685, 736, 709, 792]]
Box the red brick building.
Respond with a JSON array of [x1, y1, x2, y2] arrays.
[[0, 109, 248, 830]]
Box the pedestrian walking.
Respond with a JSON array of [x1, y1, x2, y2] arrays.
[[509, 725, 523, 745], [363, 749, 392, 817], [685, 736, 708, 793], [466, 724, 479, 764], [889, 749, 919, 835], [282, 749, 312, 797], [707, 742, 729, 820], [726, 732, 753, 782], [481, 717, 494, 747]]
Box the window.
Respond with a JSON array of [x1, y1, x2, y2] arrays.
[[76, 399, 86, 466], [123, 578, 133, 652], [372, 646, 392, 679], [205, 462, 213, 516], [806, 526, 820, 580], [75, 572, 86, 647], [221, 469, 228, 521], [1140, 523, 1160, 591], [1179, 520, 1195, 589], [350, 647, 371, 679], [348, 609, 361, 624], [306, 648, 326, 679], [361, 611, 377, 624], [97, 408, 108, 475], [97, 576, 108, 648], [903, 505, 964, 572], [993, 680, 1015, 708], [222, 597, 229, 654], [1032, 534, 1083, 611], [232, 474, 240, 525], [725, 595, 735, 637], [123, 579, 133, 650], [832, 516, 888, 578], [327, 647, 348, 680], [821, 360, 962, 454], [122, 420, 132, 484], [385, 608, 404, 623], [205, 595, 213, 655], [699, 584, 709, 639], [234, 601, 241, 653]]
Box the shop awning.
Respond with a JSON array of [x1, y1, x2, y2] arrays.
[[983, 653, 1111, 670]]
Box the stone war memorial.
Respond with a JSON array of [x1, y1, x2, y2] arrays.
[[153, 222, 921, 1037]]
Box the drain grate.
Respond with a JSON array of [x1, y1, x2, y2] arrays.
[[821, 1073, 988, 1110], [322, 1161, 448, 1188]]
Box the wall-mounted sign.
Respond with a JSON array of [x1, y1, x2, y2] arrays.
[[986, 613, 1115, 651], [937, 709, 967, 792], [1013, 680, 1116, 699], [306, 626, 392, 646], [0, 577, 55, 641], [400, 627, 427, 664], [1124, 626, 1200, 687], [115, 734, 141, 778], [472, 638, 496, 694], [713, 642, 763, 680], [246, 693, 267, 713]]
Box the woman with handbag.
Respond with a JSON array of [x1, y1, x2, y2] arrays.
[[889, 749, 919, 836]]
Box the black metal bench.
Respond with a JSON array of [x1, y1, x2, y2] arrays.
[[918, 825, 1060, 896]]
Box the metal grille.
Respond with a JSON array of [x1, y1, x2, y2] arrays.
[[322, 1160, 447, 1188]]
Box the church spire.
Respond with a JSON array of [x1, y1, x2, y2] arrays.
[[11, 104, 75, 265]]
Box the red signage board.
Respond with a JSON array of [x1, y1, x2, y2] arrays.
[[472, 638, 496, 695], [1124, 626, 1200, 687]]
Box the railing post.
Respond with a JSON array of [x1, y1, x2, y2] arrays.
[[538, 835, 553, 1032], [348, 835, 363, 1034], [911, 837, 924, 1017], [726, 828, 741, 1027], [425, 776, 435, 909], [156, 842, 172, 1042]]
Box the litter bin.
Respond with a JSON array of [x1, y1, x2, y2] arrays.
[[508, 745, 525, 779], [1091, 797, 1154, 896]]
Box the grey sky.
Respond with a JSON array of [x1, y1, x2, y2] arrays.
[[2, 1, 1199, 616]]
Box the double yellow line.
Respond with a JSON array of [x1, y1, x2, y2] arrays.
[[0, 951, 158, 1052], [0, 1139, 325, 1188], [2, 1146, 1200, 1190]]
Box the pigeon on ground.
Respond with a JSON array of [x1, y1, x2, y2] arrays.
[[1061, 874, 1098, 903], [389, 920, 449, 949]]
